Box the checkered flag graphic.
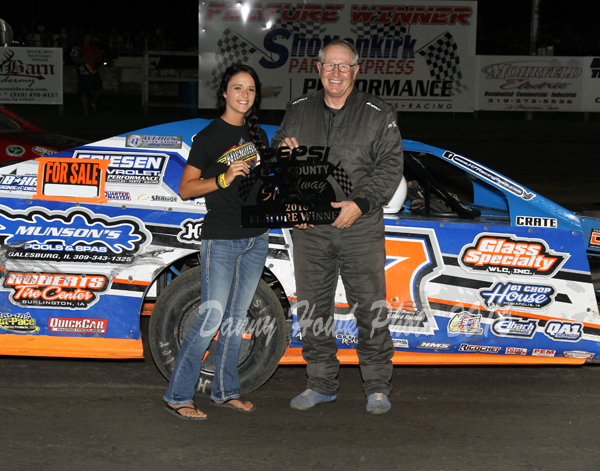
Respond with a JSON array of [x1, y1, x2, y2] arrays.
[[210, 28, 257, 90], [238, 171, 259, 202], [417, 31, 468, 95], [274, 9, 327, 37], [350, 22, 407, 40], [330, 163, 354, 197]]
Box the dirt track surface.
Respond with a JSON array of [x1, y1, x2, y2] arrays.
[[2, 98, 600, 471], [2, 320, 600, 471]]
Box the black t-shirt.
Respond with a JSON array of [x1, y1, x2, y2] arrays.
[[187, 118, 268, 240]]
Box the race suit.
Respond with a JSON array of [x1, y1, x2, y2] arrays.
[[272, 87, 404, 396]]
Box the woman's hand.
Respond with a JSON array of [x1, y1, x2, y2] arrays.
[[223, 160, 250, 186]]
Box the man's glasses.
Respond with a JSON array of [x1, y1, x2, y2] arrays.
[[320, 62, 356, 73]]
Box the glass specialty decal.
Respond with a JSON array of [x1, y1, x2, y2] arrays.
[[459, 234, 569, 276]]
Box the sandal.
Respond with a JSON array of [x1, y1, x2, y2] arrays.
[[211, 397, 256, 412], [164, 403, 207, 420]]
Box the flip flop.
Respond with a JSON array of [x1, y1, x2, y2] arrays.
[[164, 403, 207, 420], [211, 398, 256, 412]]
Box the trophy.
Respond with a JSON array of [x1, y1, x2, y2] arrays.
[[239, 146, 354, 228]]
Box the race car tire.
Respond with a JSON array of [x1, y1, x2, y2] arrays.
[[149, 266, 288, 396]]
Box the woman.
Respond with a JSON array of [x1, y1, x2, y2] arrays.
[[163, 65, 269, 420]]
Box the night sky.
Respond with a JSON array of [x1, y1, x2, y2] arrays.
[[2, 1, 599, 56]]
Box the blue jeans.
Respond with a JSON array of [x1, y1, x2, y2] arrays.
[[164, 233, 269, 404]]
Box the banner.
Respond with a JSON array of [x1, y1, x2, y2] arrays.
[[0, 47, 63, 105], [198, 1, 477, 111], [581, 56, 600, 112], [477, 56, 583, 112]]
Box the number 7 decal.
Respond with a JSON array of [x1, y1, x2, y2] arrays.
[[384, 228, 444, 334]]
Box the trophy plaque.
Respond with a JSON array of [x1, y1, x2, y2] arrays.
[[239, 146, 354, 228]]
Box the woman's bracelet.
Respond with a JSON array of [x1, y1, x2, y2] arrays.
[[217, 173, 229, 189]]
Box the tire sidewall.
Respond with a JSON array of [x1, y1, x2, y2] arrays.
[[149, 266, 288, 396]]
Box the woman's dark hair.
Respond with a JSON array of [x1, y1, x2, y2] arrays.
[[216, 64, 263, 153]]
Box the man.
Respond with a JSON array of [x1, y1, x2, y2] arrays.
[[70, 33, 103, 115], [272, 39, 403, 414]]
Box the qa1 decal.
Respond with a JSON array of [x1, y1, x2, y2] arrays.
[[459, 234, 569, 276], [479, 282, 555, 310], [0, 206, 151, 264], [383, 228, 443, 335], [3, 272, 109, 309], [544, 320, 583, 342]]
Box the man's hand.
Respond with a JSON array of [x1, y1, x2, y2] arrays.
[[331, 201, 362, 229], [277, 137, 299, 150]]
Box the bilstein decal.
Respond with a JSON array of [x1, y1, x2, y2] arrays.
[[459, 234, 568, 276]]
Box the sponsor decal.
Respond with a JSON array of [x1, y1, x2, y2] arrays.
[[479, 282, 555, 310], [417, 341, 451, 350], [491, 318, 538, 338], [126, 134, 182, 149], [589, 229, 600, 248], [73, 151, 169, 185], [532, 349, 555, 357], [443, 151, 535, 200], [177, 218, 203, 244], [459, 343, 501, 353], [6, 145, 25, 157], [515, 216, 557, 228], [3, 272, 109, 309], [137, 194, 179, 203], [505, 346, 528, 355], [48, 317, 108, 334], [388, 309, 427, 327], [0, 174, 37, 192], [32, 146, 58, 157], [336, 333, 358, 346], [0, 206, 150, 264], [563, 350, 594, 359], [460, 234, 568, 276], [0, 312, 39, 334], [543, 320, 583, 342], [105, 191, 131, 201], [448, 312, 483, 335], [392, 338, 409, 348], [590, 58, 600, 78]]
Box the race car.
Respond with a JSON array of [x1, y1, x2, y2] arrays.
[[0, 117, 599, 396], [0, 106, 87, 165]]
